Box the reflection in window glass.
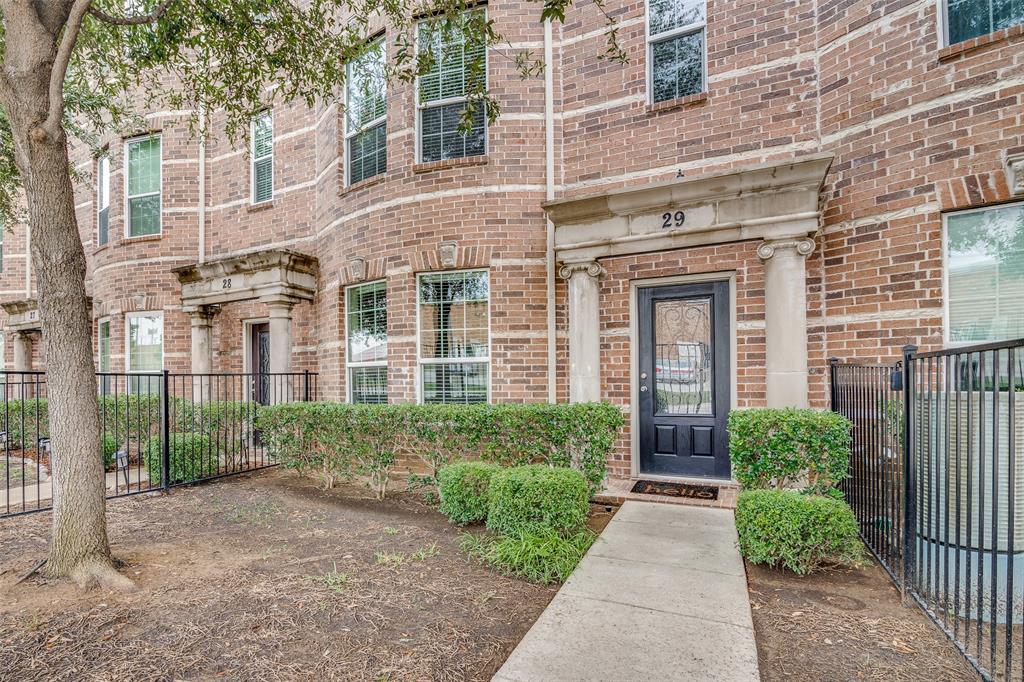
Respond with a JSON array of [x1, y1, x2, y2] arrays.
[[947, 203, 1024, 343], [126, 137, 161, 236], [945, 0, 1023, 45], [347, 282, 387, 403], [653, 298, 713, 415], [346, 39, 387, 185], [418, 271, 489, 403], [648, 0, 706, 103], [127, 313, 163, 394]]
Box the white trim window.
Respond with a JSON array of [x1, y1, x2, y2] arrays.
[[941, 0, 1024, 46], [416, 10, 487, 163], [251, 110, 274, 204], [97, 154, 110, 246], [417, 270, 490, 404], [126, 312, 163, 393], [98, 317, 112, 394], [125, 135, 161, 237], [345, 38, 387, 186], [647, 0, 707, 104], [346, 281, 388, 403], [944, 201, 1024, 343]]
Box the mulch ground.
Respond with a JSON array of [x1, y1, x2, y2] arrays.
[[747, 558, 980, 681], [0, 469, 563, 682]]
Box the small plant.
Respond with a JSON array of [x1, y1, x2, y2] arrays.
[[735, 489, 866, 575], [461, 527, 597, 584], [437, 461, 501, 525], [143, 433, 220, 485], [487, 465, 589, 536], [728, 408, 852, 492], [375, 551, 406, 567], [411, 542, 439, 561], [309, 562, 350, 594], [382, 526, 400, 536], [101, 434, 120, 469]]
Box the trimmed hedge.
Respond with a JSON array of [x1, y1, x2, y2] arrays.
[[437, 461, 500, 525], [728, 408, 852, 492], [143, 433, 219, 485], [101, 433, 119, 469], [487, 464, 589, 536], [257, 402, 624, 498], [735, 489, 866, 574]]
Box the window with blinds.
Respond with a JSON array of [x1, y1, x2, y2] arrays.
[[418, 270, 489, 404], [345, 39, 387, 186], [125, 136, 161, 237], [647, 0, 706, 104], [97, 155, 110, 245], [417, 11, 487, 163], [943, 0, 1023, 45], [251, 111, 273, 204], [946, 202, 1024, 343], [347, 281, 388, 403]]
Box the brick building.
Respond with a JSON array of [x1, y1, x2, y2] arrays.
[[1, 0, 1022, 484]]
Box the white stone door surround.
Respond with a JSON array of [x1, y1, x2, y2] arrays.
[[545, 154, 834, 412]]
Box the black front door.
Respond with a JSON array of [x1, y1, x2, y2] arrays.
[[638, 281, 731, 478], [250, 322, 271, 405]]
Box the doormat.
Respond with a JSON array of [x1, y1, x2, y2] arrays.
[[630, 479, 719, 501]]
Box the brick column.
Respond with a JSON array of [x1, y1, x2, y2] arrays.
[[559, 261, 605, 403], [758, 237, 815, 408]]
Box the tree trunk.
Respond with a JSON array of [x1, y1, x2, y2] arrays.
[[0, 1, 127, 588]]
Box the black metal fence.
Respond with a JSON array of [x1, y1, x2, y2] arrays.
[[831, 339, 1024, 680], [1, 370, 317, 519]]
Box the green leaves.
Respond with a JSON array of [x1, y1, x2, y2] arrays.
[[735, 489, 867, 575], [728, 408, 853, 493], [437, 461, 500, 525], [486, 464, 589, 536]]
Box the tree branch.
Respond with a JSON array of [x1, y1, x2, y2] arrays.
[[39, 0, 93, 140], [86, 0, 177, 26]]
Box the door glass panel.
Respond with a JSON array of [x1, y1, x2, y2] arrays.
[[654, 298, 712, 415]]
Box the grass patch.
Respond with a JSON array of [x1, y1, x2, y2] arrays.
[[226, 500, 283, 527], [375, 551, 406, 567], [308, 562, 351, 594], [383, 526, 400, 536], [411, 543, 439, 561], [461, 528, 597, 585]]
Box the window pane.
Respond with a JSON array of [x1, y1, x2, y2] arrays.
[[419, 102, 486, 163], [947, 203, 1024, 343], [128, 315, 163, 372], [346, 40, 386, 130], [98, 207, 109, 245], [348, 123, 387, 185], [129, 195, 161, 236], [347, 281, 387, 362], [649, 0, 705, 36], [253, 156, 273, 203], [947, 0, 1024, 44], [418, 271, 489, 359], [351, 366, 388, 404], [127, 137, 160, 196], [651, 31, 704, 103], [98, 321, 111, 373], [252, 112, 273, 159], [418, 10, 486, 104], [421, 362, 488, 404], [97, 156, 110, 210]]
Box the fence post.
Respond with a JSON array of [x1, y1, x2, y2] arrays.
[[303, 369, 310, 402], [901, 344, 918, 602], [828, 357, 839, 412], [160, 369, 171, 493]]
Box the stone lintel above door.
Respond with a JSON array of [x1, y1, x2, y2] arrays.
[[545, 153, 833, 262], [173, 249, 319, 308]]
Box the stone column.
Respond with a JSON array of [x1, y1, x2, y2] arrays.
[[559, 261, 605, 403], [265, 297, 295, 403], [185, 305, 219, 400], [12, 331, 33, 372], [758, 237, 815, 408]]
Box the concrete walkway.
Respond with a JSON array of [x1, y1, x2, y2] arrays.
[[494, 501, 760, 682]]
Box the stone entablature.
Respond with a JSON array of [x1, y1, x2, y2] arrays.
[[0, 299, 41, 332], [545, 154, 833, 263], [172, 249, 319, 309]]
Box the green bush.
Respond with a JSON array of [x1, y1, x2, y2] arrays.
[[735, 489, 866, 575], [143, 433, 219, 485], [728, 408, 852, 492], [487, 464, 589, 536], [257, 402, 624, 498], [101, 433, 120, 469], [461, 527, 597, 584], [437, 461, 500, 525]]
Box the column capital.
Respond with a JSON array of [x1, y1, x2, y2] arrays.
[[757, 237, 815, 262], [558, 260, 606, 281], [261, 295, 298, 315], [183, 304, 220, 324]]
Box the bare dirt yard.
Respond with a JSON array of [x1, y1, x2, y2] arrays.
[[747, 559, 980, 681], [0, 469, 565, 681]]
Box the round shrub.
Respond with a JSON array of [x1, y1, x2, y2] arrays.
[[735, 489, 866, 575], [101, 434, 120, 469], [437, 461, 501, 525], [143, 434, 218, 485], [487, 464, 589, 536]]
